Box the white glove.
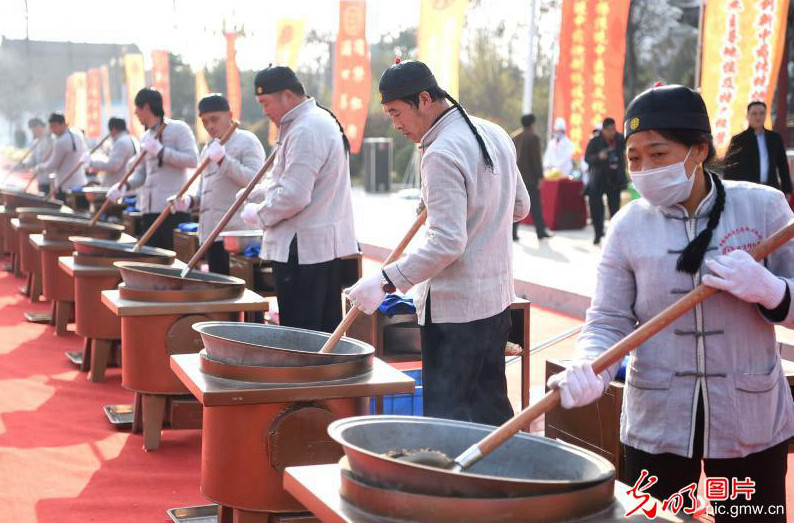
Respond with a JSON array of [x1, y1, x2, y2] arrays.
[[142, 137, 163, 156], [703, 249, 787, 310], [236, 184, 267, 203], [80, 151, 92, 164], [167, 194, 191, 213], [345, 272, 387, 315], [240, 202, 261, 226], [106, 182, 124, 202], [207, 141, 225, 163], [546, 361, 605, 409]]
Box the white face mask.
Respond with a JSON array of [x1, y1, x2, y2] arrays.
[[630, 148, 695, 207]]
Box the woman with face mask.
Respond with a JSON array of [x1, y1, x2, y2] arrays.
[[547, 85, 794, 523]]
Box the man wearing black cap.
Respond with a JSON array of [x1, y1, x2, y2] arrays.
[[34, 112, 88, 195], [107, 88, 198, 250], [346, 60, 531, 425], [83, 117, 138, 188], [240, 65, 358, 333], [168, 93, 265, 274], [21, 118, 54, 177]]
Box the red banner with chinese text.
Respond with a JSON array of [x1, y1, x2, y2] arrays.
[[151, 50, 172, 117], [72, 72, 88, 132], [225, 32, 242, 120], [124, 54, 146, 137], [700, 0, 790, 156], [553, 0, 630, 156], [65, 75, 76, 127], [86, 68, 102, 139], [100, 65, 112, 121], [332, 0, 371, 154]]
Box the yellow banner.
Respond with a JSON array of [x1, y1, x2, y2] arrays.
[[417, 0, 469, 99], [269, 19, 307, 144], [700, 0, 790, 156], [100, 65, 112, 121], [124, 54, 146, 137], [65, 75, 75, 126], [72, 71, 88, 132], [195, 69, 211, 145]]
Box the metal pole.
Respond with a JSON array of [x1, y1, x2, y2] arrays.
[[522, 0, 538, 114], [694, 0, 705, 90], [547, 41, 559, 140]]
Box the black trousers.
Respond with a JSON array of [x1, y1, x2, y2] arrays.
[[420, 301, 513, 426], [141, 211, 190, 251], [623, 395, 787, 523], [589, 188, 621, 240], [206, 240, 230, 275], [513, 183, 548, 240], [271, 236, 343, 333]]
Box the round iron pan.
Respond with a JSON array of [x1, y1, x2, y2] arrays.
[[80, 186, 107, 203], [39, 215, 124, 241], [328, 416, 616, 499], [114, 261, 246, 292], [71, 237, 176, 261], [1, 189, 65, 210], [117, 282, 242, 302], [338, 458, 615, 523], [193, 322, 375, 367], [198, 349, 372, 383]]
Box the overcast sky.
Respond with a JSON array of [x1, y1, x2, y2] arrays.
[[0, 0, 546, 72]]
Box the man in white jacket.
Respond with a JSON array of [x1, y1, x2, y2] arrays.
[[346, 60, 531, 425], [83, 117, 138, 188], [34, 112, 87, 196], [169, 94, 264, 274], [240, 66, 358, 332], [22, 118, 54, 180]]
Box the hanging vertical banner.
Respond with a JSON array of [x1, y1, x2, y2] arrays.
[[417, 0, 469, 99], [553, 0, 630, 156], [333, 0, 371, 154], [124, 54, 146, 137], [195, 69, 211, 144], [72, 71, 88, 132], [151, 50, 172, 117], [64, 75, 76, 127], [700, 0, 791, 156], [86, 68, 102, 139], [100, 65, 112, 121], [269, 19, 307, 144], [224, 31, 242, 120]]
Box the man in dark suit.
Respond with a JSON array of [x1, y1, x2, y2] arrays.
[[512, 114, 551, 241], [584, 117, 627, 245], [724, 101, 791, 194]]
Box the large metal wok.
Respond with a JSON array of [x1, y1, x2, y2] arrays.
[[194, 322, 374, 367], [1, 188, 64, 210], [328, 416, 615, 498], [16, 207, 81, 225], [39, 215, 124, 241], [71, 237, 175, 261], [115, 261, 245, 293]]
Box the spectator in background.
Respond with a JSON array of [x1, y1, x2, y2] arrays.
[[543, 117, 575, 177], [584, 117, 627, 245], [512, 114, 551, 240], [724, 101, 792, 195]]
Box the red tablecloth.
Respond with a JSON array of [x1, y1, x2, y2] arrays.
[[522, 178, 587, 230]]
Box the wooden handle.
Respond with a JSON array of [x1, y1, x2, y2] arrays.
[[318, 209, 428, 354], [180, 144, 279, 277], [10, 139, 39, 176], [88, 124, 167, 226], [464, 218, 794, 467], [133, 121, 238, 251], [50, 133, 111, 198]]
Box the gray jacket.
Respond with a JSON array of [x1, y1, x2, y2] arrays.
[[576, 179, 794, 459], [91, 132, 138, 187], [253, 98, 358, 264], [193, 129, 265, 243], [23, 135, 54, 181], [34, 129, 87, 189], [383, 109, 531, 324], [127, 118, 198, 213]]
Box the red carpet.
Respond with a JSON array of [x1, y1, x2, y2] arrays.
[[0, 270, 205, 522]]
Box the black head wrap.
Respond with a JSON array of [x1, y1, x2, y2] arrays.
[[625, 84, 722, 275], [254, 65, 303, 95], [379, 60, 493, 170], [198, 93, 231, 115]]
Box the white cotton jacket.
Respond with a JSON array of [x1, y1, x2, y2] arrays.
[[383, 108, 531, 324], [576, 178, 794, 459], [91, 132, 139, 187], [127, 118, 198, 213], [23, 135, 54, 181], [253, 98, 358, 264], [34, 129, 87, 190]]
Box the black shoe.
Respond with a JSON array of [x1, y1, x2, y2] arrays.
[[593, 236, 602, 245], [537, 231, 553, 240]]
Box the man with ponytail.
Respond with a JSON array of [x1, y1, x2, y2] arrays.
[[241, 65, 358, 333], [346, 60, 531, 425]]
